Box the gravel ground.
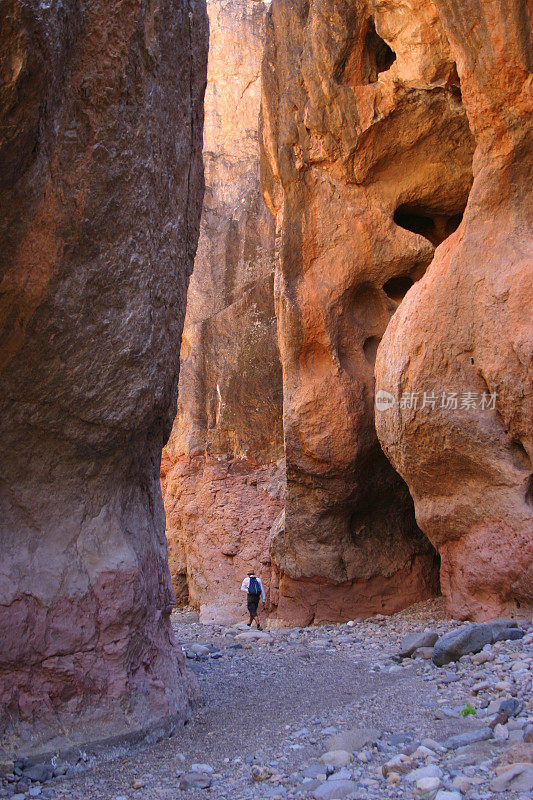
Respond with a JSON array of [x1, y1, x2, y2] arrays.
[[3, 599, 532, 800]]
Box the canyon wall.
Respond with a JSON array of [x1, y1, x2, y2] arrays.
[[260, 0, 478, 624], [0, 0, 207, 757], [375, 0, 533, 621], [161, 0, 284, 624], [159, 0, 530, 628]]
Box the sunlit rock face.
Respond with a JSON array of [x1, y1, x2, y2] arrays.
[[0, 0, 207, 757], [261, 0, 476, 625], [376, 0, 533, 621], [161, 0, 284, 625]]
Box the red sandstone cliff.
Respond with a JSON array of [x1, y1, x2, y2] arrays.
[[161, 0, 284, 624], [260, 0, 476, 624], [0, 0, 207, 757], [375, 0, 533, 621], [160, 0, 529, 629]]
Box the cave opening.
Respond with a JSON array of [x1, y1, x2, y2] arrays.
[[363, 334, 381, 365], [362, 20, 396, 83], [173, 571, 190, 606], [382, 275, 414, 302], [338, 17, 396, 87], [394, 204, 464, 247]]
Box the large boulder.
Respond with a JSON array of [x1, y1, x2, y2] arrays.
[[375, 0, 533, 620], [260, 0, 474, 623], [432, 621, 525, 666], [161, 0, 284, 625], [0, 0, 207, 757]]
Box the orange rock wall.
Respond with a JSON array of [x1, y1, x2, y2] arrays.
[[162, 0, 530, 627], [260, 0, 476, 621], [375, 0, 533, 620]]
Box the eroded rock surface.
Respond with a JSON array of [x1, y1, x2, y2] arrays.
[[0, 0, 207, 756], [260, 0, 475, 623], [161, 0, 284, 624], [375, 0, 533, 621]]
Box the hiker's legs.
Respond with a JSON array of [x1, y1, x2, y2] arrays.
[[247, 595, 260, 626]]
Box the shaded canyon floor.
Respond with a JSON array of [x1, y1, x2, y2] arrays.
[[5, 600, 532, 800]]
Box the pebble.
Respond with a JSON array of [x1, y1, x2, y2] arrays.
[[499, 696, 524, 716], [21, 765, 53, 783], [312, 779, 358, 799], [493, 723, 509, 740], [191, 762, 214, 773], [235, 630, 273, 642], [325, 726, 380, 751], [415, 775, 441, 793], [179, 772, 212, 789], [185, 643, 211, 658], [490, 763, 533, 793], [405, 764, 443, 782], [444, 728, 493, 749], [399, 630, 438, 657], [318, 750, 352, 767], [251, 764, 273, 781]]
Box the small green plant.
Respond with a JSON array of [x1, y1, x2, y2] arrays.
[[461, 702, 477, 717]]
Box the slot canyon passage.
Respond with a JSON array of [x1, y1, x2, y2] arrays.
[[0, 0, 532, 799]]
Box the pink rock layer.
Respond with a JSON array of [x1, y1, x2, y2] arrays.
[[0, 0, 207, 757], [162, 454, 284, 624], [269, 555, 440, 627]]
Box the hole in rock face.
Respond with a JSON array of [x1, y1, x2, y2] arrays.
[[446, 63, 463, 103], [363, 335, 381, 365], [394, 204, 464, 247], [362, 20, 396, 83], [527, 475, 533, 506], [339, 18, 396, 87], [510, 439, 531, 471], [383, 275, 414, 302], [173, 572, 190, 606]]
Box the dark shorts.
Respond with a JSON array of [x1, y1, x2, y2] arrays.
[[247, 593, 260, 617]]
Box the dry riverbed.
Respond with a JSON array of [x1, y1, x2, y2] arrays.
[[3, 599, 532, 800]]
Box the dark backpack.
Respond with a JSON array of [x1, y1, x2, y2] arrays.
[[248, 576, 261, 596]]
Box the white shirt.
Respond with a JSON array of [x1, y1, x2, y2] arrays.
[[241, 575, 265, 601]]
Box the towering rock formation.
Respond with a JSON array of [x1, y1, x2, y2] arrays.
[[261, 0, 475, 624], [375, 0, 533, 621], [0, 0, 207, 757], [161, 0, 284, 624]]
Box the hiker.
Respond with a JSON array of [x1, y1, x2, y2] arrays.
[[241, 570, 266, 629]]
